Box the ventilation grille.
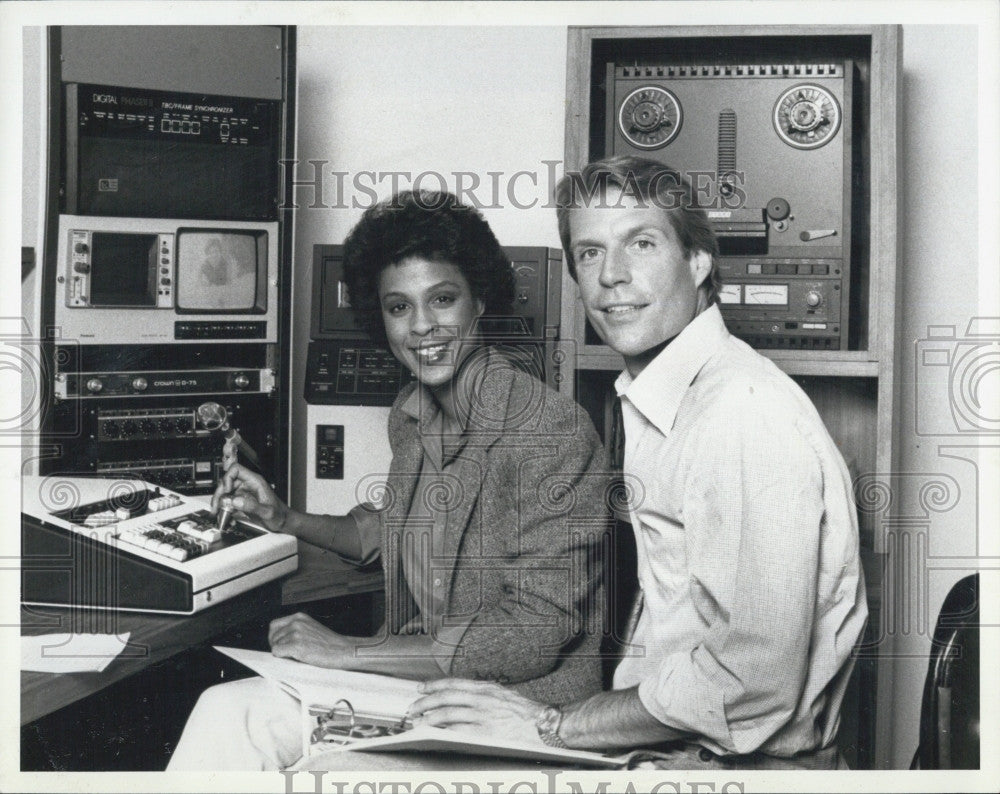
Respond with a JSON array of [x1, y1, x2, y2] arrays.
[[718, 109, 737, 177], [618, 63, 842, 79]]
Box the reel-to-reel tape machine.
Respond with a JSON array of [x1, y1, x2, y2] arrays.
[[606, 60, 855, 349]]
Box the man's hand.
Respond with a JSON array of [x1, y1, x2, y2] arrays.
[[408, 678, 548, 745], [268, 612, 358, 668]]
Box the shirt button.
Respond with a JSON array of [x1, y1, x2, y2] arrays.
[[433, 578, 442, 587], [698, 747, 714, 762]]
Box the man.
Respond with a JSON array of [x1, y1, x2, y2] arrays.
[[407, 156, 868, 771]]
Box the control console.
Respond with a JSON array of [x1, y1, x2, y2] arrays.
[[21, 475, 298, 614]]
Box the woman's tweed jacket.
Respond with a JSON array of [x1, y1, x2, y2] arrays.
[[371, 350, 609, 705]]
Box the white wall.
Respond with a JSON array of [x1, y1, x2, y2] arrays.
[[18, 27, 46, 474], [289, 26, 568, 508], [891, 24, 991, 769]]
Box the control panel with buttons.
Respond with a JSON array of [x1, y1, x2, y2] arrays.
[[715, 257, 844, 349], [56, 368, 273, 399], [305, 342, 414, 407], [315, 424, 345, 480], [22, 475, 298, 614]]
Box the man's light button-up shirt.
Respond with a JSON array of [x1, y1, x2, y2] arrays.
[[611, 305, 867, 758]]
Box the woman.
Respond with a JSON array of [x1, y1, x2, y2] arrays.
[[168, 190, 609, 770]]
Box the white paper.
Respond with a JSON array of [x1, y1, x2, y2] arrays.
[[214, 645, 421, 716], [314, 723, 629, 768], [21, 632, 132, 673], [218, 646, 627, 768]]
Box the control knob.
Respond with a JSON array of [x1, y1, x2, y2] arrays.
[[233, 374, 250, 389], [766, 197, 791, 221], [806, 290, 823, 308], [86, 377, 103, 393], [131, 377, 148, 392], [73, 241, 89, 254]]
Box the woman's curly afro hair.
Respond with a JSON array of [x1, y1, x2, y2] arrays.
[[341, 190, 516, 345]]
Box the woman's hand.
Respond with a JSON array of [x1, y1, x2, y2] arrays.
[[211, 459, 288, 533], [268, 612, 359, 669]]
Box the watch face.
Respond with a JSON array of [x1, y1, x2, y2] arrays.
[[536, 705, 566, 746], [537, 707, 559, 731]]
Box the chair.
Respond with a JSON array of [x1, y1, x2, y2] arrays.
[[911, 573, 980, 769]]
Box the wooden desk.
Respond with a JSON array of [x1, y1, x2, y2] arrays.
[[20, 582, 284, 726], [280, 540, 383, 605], [22, 542, 384, 727]]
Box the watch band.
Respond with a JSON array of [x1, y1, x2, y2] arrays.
[[535, 705, 568, 748]]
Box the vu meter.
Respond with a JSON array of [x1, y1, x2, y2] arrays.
[[744, 284, 789, 306], [719, 284, 742, 304]]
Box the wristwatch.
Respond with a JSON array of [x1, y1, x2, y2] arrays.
[[535, 705, 568, 748]]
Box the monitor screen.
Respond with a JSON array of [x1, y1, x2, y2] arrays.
[[175, 230, 266, 312], [89, 232, 158, 306]]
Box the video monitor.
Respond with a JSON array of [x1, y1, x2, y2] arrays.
[[89, 232, 158, 306], [175, 229, 267, 313]]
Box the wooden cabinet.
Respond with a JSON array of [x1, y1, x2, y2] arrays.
[[559, 25, 901, 769]]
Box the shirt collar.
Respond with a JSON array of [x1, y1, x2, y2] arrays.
[[614, 304, 729, 436], [400, 381, 436, 425], [399, 345, 502, 436]]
